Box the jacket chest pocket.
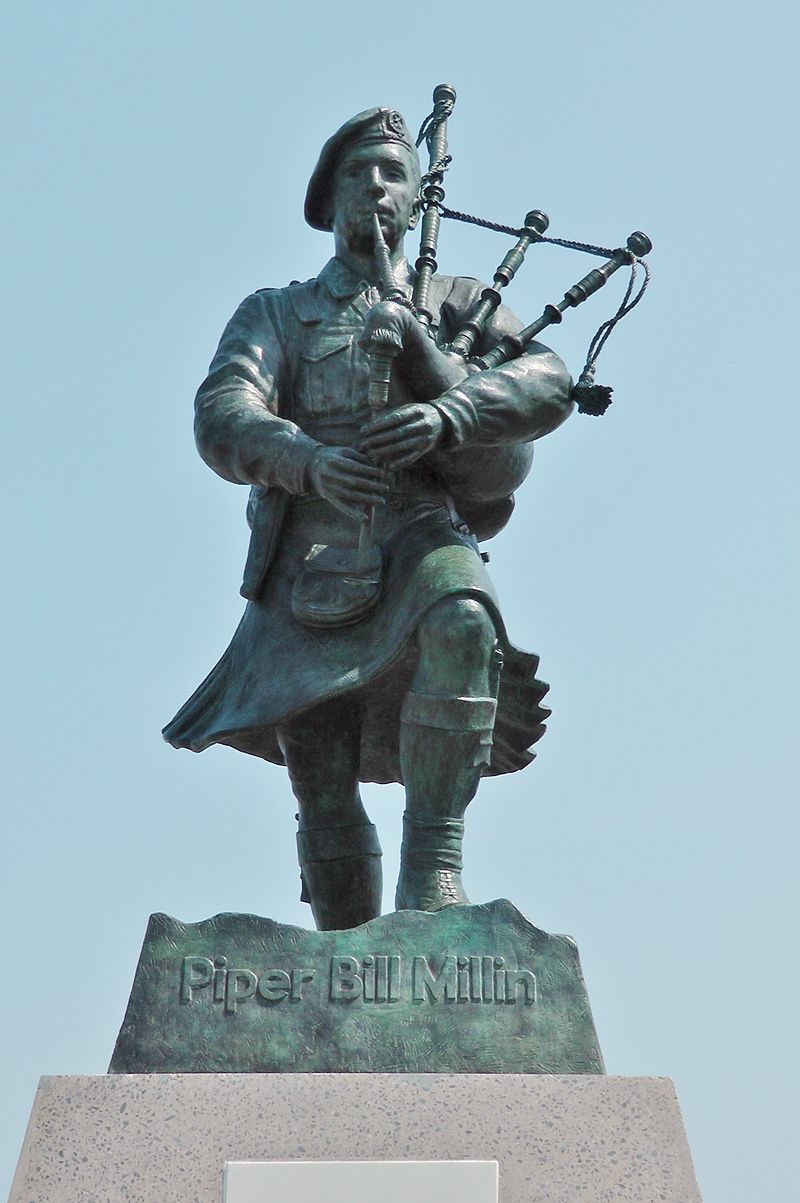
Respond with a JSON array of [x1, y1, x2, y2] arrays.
[[296, 332, 368, 418]]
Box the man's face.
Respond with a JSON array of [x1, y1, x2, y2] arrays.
[[330, 142, 420, 256]]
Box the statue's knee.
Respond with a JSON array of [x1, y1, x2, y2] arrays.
[[418, 597, 496, 664]]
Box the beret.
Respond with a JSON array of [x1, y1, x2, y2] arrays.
[[304, 107, 417, 231]]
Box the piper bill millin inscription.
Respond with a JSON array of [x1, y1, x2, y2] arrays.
[[180, 952, 537, 1012]]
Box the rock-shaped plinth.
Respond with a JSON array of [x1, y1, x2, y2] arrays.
[[109, 900, 603, 1074]]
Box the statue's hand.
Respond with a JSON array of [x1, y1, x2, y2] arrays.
[[359, 300, 469, 400], [309, 446, 389, 521], [359, 299, 415, 351], [358, 403, 444, 469]]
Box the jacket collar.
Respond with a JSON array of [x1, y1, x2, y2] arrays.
[[318, 255, 413, 300]]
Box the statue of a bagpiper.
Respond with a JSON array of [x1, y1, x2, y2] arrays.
[[164, 86, 651, 931]]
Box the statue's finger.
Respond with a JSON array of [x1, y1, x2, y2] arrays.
[[372, 436, 428, 463], [360, 407, 417, 436], [360, 415, 424, 441], [360, 425, 426, 454], [332, 478, 389, 500], [336, 460, 389, 482], [338, 487, 387, 508], [338, 449, 384, 469], [328, 466, 389, 491]]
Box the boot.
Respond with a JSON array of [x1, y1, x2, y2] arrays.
[[297, 821, 382, 931], [395, 690, 498, 912], [395, 812, 470, 911]]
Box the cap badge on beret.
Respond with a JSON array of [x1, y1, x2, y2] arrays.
[[347, 108, 413, 152], [387, 110, 407, 138]]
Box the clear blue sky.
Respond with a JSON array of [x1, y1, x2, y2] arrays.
[[1, 3, 797, 1200]]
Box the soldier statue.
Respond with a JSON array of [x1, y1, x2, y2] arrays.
[[163, 104, 574, 930]]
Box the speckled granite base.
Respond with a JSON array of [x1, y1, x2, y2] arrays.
[[10, 1074, 703, 1202]]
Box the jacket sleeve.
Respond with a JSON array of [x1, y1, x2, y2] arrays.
[[432, 286, 574, 449], [193, 290, 320, 494]]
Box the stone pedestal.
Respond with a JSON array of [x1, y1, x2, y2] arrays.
[[10, 1073, 703, 1202]]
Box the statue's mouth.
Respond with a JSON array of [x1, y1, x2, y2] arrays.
[[356, 207, 390, 222]]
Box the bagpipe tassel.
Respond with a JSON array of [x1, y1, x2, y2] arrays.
[[572, 364, 613, 416]]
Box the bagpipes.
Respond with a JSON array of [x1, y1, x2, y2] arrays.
[[370, 83, 652, 417], [292, 85, 651, 627]]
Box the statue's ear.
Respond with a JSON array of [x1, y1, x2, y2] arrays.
[[407, 197, 421, 231]]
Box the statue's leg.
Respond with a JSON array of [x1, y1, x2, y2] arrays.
[[396, 596, 500, 912], [277, 696, 382, 931]]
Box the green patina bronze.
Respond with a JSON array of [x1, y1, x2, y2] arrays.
[[161, 91, 576, 932], [108, 85, 652, 1078], [109, 901, 604, 1075]]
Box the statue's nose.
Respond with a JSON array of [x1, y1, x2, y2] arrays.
[[366, 168, 385, 196]]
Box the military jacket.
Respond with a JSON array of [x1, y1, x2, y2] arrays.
[[193, 256, 572, 597]]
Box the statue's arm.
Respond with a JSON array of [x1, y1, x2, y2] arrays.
[[431, 295, 574, 449], [193, 291, 320, 495], [357, 288, 573, 472]]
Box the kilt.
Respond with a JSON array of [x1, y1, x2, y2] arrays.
[[163, 490, 549, 782]]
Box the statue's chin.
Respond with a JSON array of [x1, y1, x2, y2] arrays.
[[345, 232, 377, 255]]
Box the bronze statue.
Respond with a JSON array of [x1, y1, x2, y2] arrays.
[[164, 89, 649, 931]]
